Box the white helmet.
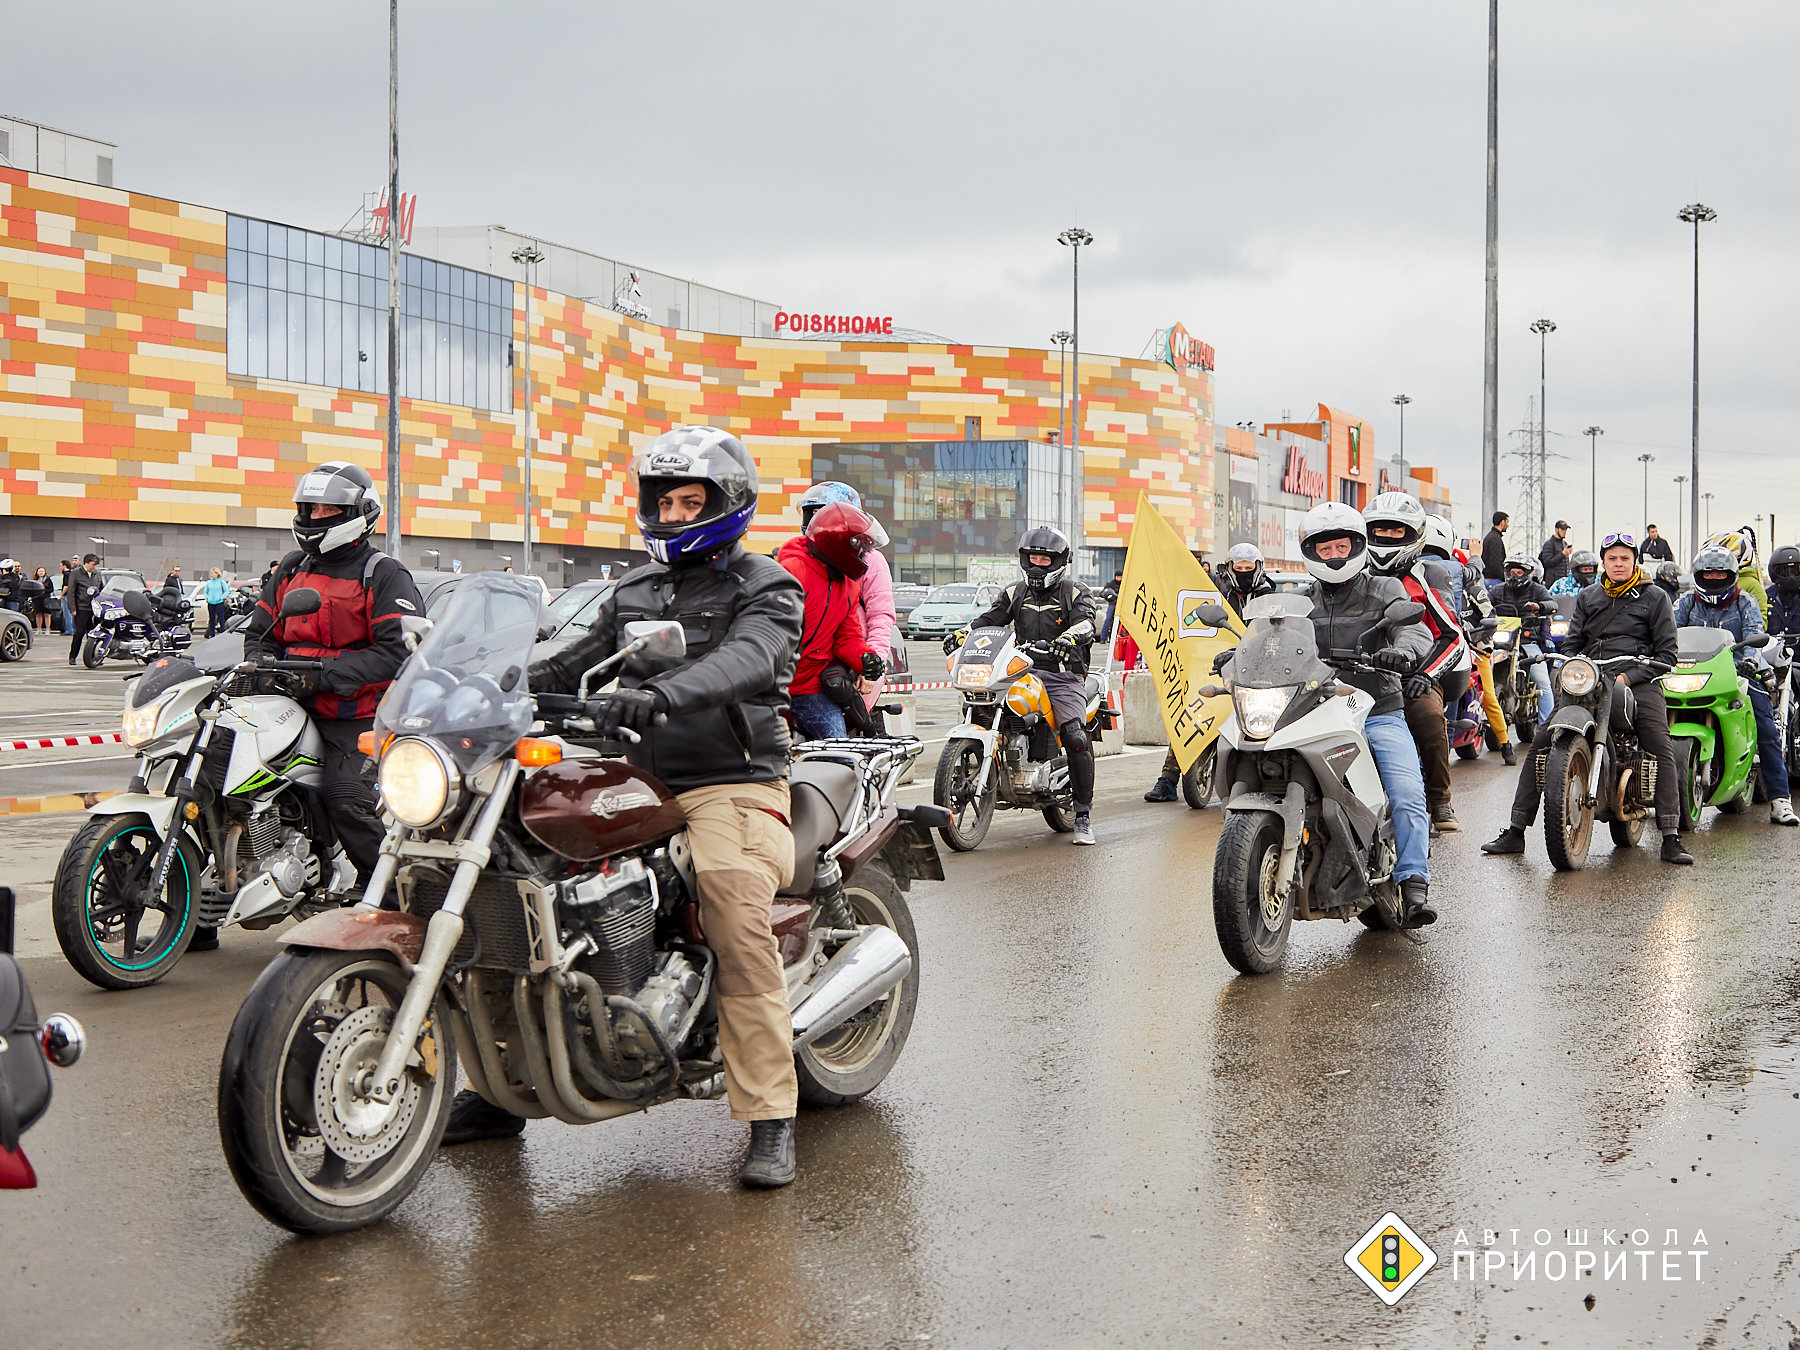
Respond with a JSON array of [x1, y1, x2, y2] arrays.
[[1363, 492, 1427, 575], [1300, 501, 1370, 585], [1421, 514, 1456, 561]]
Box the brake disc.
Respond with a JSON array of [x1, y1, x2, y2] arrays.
[[312, 1004, 420, 1165]]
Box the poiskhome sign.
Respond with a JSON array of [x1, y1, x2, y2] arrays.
[[775, 312, 895, 336]]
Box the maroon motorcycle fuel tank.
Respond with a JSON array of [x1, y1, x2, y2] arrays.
[[518, 758, 687, 862]]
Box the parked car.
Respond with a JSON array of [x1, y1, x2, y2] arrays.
[[534, 578, 617, 661], [891, 583, 931, 624], [904, 582, 1004, 640], [0, 598, 33, 661], [1265, 570, 1310, 593]]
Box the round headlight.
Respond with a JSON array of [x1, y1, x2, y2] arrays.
[[1559, 658, 1598, 698], [378, 736, 461, 828]]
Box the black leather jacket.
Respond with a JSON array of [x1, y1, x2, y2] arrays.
[[1221, 575, 1277, 622], [529, 545, 804, 793], [1300, 572, 1432, 716], [1567, 577, 1678, 687], [1489, 578, 1555, 646], [973, 578, 1098, 674]]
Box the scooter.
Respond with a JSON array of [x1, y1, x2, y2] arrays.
[[1197, 592, 1424, 975], [1537, 650, 1672, 870], [0, 887, 86, 1190], [1660, 627, 1769, 830]]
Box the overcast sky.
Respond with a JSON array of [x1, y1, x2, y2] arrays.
[[10, 1, 1797, 554]]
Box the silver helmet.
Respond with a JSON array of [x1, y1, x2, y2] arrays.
[[1299, 502, 1369, 585], [1362, 492, 1427, 575]]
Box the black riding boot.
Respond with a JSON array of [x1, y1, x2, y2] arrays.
[[441, 1089, 526, 1145]]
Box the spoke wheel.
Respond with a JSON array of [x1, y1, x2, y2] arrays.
[[932, 742, 994, 851], [1543, 738, 1595, 872], [51, 815, 199, 989]]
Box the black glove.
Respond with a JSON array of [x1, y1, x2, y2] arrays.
[[1211, 647, 1237, 675], [256, 669, 318, 699], [589, 687, 664, 735], [942, 631, 966, 656], [860, 651, 886, 681], [1372, 647, 1415, 674], [1403, 673, 1433, 701], [1051, 636, 1079, 665]]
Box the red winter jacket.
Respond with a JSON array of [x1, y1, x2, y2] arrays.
[[776, 537, 871, 696]]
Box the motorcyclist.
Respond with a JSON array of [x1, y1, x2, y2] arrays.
[[1364, 492, 1468, 834], [1549, 550, 1599, 596], [956, 526, 1100, 845], [1292, 502, 1436, 925], [1483, 532, 1691, 864], [446, 425, 809, 1189], [1673, 546, 1799, 826], [1425, 515, 1516, 766], [243, 462, 425, 945], [798, 482, 896, 712], [1487, 553, 1557, 730], [1146, 542, 1273, 802], [1701, 527, 1768, 618], [776, 502, 885, 739], [1653, 560, 1684, 603], [1769, 546, 1800, 636]]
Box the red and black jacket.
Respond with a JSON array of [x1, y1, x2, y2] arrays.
[[243, 543, 424, 721]]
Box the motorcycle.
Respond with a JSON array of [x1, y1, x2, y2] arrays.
[[933, 626, 1114, 850], [1198, 592, 1424, 975], [0, 887, 86, 1190], [51, 587, 354, 989], [1536, 650, 1673, 870], [1773, 634, 1800, 786], [1489, 611, 1547, 743], [81, 588, 193, 667], [217, 574, 944, 1234], [1661, 627, 1769, 830], [1449, 619, 1496, 761]]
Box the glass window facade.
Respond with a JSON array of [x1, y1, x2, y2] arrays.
[[811, 440, 1063, 587], [225, 215, 513, 412]]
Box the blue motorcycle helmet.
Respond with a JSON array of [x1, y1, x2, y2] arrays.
[[632, 425, 760, 566], [797, 480, 861, 527]]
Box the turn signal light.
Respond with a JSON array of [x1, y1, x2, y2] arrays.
[[357, 731, 395, 758], [515, 737, 563, 768]]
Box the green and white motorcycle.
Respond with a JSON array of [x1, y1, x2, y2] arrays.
[[1660, 626, 1769, 831]]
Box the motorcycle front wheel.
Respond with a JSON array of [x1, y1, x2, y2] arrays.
[[80, 635, 106, 668], [51, 814, 201, 989], [1182, 743, 1217, 809], [933, 742, 995, 851], [1544, 738, 1596, 871], [218, 948, 456, 1235], [795, 863, 918, 1108], [1212, 811, 1292, 974]]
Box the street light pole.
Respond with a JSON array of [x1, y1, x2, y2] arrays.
[[1051, 330, 1072, 532], [384, 0, 402, 560], [1673, 475, 1687, 560], [1583, 426, 1603, 551], [1057, 228, 1093, 558], [1678, 203, 1716, 561], [1481, 0, 1500, 526], [510, 241, 546, 577], [1637, 453, 1655, 536], [1530, 318, 1555, 542], [1391, 394, 1411, 484], [1701, 491, 1714, 536]]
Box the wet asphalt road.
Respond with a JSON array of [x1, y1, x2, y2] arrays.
[[6, 714, 1800, 1347]]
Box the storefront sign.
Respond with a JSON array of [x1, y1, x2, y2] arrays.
[[1228, 454, 1258, 547], [1165, 322, 1215, 373], [1281, 444, 1327, 502], [775, 312, 895, 336]]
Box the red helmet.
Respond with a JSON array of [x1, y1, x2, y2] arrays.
[[804, 502, 880, 579]]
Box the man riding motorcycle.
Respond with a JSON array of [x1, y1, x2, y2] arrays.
[[1145, 542, 1274, 802], [1364, 493, 1468, 834], [1289, 503, 1435, 924], [1769, 546, 1800, 636], [242, 462, 424, 948], [1674, 546, 1799, 826], [954, 526, 1100, 844], [1483, 532, 1691, 864], [1653, 560, 1684, 603], [1701, 527, 1768, 618], [445, 425, 809, 1189], [1424, 515, 1516, 766], [1549, 549, 1600, 596], [1487, 553, 1557, 730]]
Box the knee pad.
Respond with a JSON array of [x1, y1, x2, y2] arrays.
[[1059, 724, 1092, 760]]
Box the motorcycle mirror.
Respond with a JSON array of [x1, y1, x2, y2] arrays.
[[1740, 632, 1771, 649], [38, 1013, 85, 1069], [1383, 599, 1426, 626], [0, 885, 13, 955], [278, 587, 322, 620], [121, 590, 154, 620], [622, 619, 686, 661], [399, 614, 434, 652], [1195, 601, 1231, 628]]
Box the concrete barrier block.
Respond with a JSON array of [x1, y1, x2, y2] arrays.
[[1124, 670, 1169, 746]]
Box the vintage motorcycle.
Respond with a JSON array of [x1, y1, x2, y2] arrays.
[[217, 575, 944, 1234], [81, 586, 193, 667], [1198, 593, 1423, 975], [1661, 627, 1768, 830], [932, 626, 1113, 850], [0, 887, 86, 1190], [1489, 611, 1547, 743], [1536, 650, 1673, 870], [51, 587, 354, 989]]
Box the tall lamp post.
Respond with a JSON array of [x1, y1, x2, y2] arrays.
[[1529, 318, 1556, 543], [1673, 475, 1687, 560], [220, 538, 239, 577], [384, 0, 402, 560], [1677, 202, 1716, 559], [511, 241, 546, 577], [1051, 330, 1072, 532], [1057, 228, 1093, 557], [1481, 0, 1500, 526], [1701, 491, 1714, 536], [1636, 453, 1655, 535], [1391, 394, 1412, 484], [89, 536, 108, 567], [1583, 426, 1603, 550]]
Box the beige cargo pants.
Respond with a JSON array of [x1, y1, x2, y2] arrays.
[[675, 780, 799, 1122]]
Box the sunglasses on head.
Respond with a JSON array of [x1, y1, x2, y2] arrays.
[[1600, 532, 1637, 551]]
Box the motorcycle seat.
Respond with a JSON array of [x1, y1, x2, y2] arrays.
[[779, 760, 862, 897], [1082, 673, 1107, 705]]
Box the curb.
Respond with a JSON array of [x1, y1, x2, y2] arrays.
[[0, 790, 120, 817]]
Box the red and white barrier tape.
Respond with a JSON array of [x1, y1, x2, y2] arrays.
[[0, 732, 125, 751], [892, 680, 956, 692]]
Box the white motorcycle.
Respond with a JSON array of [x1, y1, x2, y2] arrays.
[[51, 588, 355, 989], [1199, 592, 1423, 974]]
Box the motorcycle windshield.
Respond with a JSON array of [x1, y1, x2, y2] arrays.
[[955, 627, 1013, 668], [374, 573, 542, 773], [1232, 609, 1333, 689], [1675, 627, 1731, 663], [131, 655, 203, 707]]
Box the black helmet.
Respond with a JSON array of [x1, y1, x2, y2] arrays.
[[1654, 560, 1683, 594], [1570, 550, 1599, 585], [292, 461, 382, 556], [1224, 542, 1265, 595], [1770, 545, 1800, 593], [1502, 552, 1536, 591], [632, 425, 759, 566], [1018, 526, 1072, 590], [1690, 545, 1740, 605]]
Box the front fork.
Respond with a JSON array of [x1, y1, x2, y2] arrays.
[[148, 721, 214, 901]]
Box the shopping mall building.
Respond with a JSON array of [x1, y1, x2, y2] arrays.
[[0, 127, 1448, 586]]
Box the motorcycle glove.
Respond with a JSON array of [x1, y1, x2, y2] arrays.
[[1211, 647, 1237, 675], [255, 669, 318, 699], [1051, 637, 1079, 664], [1403, 672, 1433, 701], [860, 651, 886, 681], [942, 629, 968, 656], [1373, 647, 1416, 673], [589, 687, 664, 735]]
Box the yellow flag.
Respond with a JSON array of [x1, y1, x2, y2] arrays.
[[1117, 492, 1241, 772]]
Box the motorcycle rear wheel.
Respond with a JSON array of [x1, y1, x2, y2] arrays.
[[1544, 738, 1595, 872], [218, 949, 455, 1235], [1608, 815, 1647, 848], [1455, 740, 1482, 761], [1212, 812, 1292, 974], [932, 742, 994, 852], [1042, 801, 1076, 832], [51, 814, 201, 989], [795, 863, 918, 1108], [1182, 743, 1217, 809]]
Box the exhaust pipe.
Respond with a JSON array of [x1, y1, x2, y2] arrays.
[[790, 926, 912, 1050]]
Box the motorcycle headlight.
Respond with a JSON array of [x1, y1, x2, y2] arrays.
[[1492, 629, 1515, 648], [955, 663, 993, 690], [1549, 618, 1571, 637], [1234, 685, 1297, 740], [1559, 658, 1598, 698], [378, 736, 462, 829], [1661, 669, 1710, 694], [122, 689, 179, 747]]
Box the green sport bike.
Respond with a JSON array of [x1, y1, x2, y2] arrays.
[[1659, 626, 1770, 831]]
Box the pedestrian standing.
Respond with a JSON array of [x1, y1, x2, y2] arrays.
[[202, 567, 230, 636], [29, 566, 53, 630], [66, 553, 101, 666], [59, 558, 75, 633], [1481, 511, 1511, 580], [261, 559, 280, 592], [1538, 521, 1573, 587], [1640, 525, 1675, 563]]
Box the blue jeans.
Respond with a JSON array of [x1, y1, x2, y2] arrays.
[[1365, 709, 1431, 883], [1750, 683, 1790, 800], [1521, 642, 1555, 720], [791, 692, 846, 741]]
